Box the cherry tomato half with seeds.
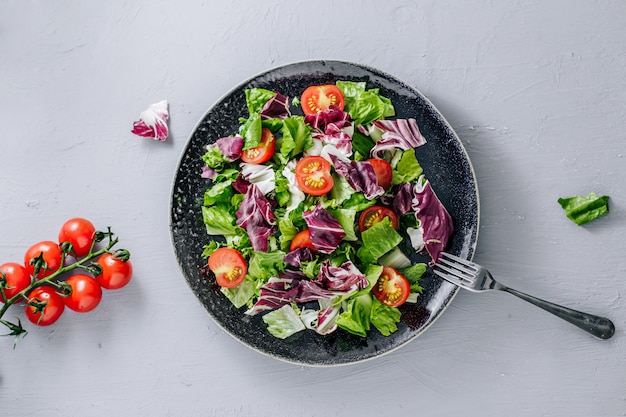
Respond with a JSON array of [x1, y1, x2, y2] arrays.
[[0, 262, 31, 302], [24, 241, 63, 279], [25, 285, 65, 326], [367, 158, 393, 190], [371, 266, 410, 307], [358, 206, 399, 233], [63, 274, 102, 313], [290, 230, 317, 252], [96, 252, 133, 290], [240, 128, 276, 164], [207, 247, 247, 288], [301, 84, 345, 115], [58, 217, 96, 258], [295, 156, 334, 196]]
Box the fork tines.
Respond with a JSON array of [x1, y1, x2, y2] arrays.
[[433, 252, 477, 285]]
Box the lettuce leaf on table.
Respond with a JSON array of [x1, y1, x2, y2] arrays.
[[558, 192, 609, 225]]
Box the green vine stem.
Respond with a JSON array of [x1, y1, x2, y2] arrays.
[[0, 228, 123, 344]]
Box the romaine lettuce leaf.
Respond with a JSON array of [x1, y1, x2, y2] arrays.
[[558, 192, 610, 225], [356, 217, 403, 264], [221, 277, 256, 308], [201, 205, 242, 236], [239, 113, 263, 150], [335, 293, 372, 337], [392, 149, 423, 185], [370, 298, 401, 336], [262, 304, 306, 339], [279, 116, 313, 159], [245, 88, 276, 115]]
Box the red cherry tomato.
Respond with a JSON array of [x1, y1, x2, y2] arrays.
[[240, 128, 276, 164], [63, 274, 103, 313], [96, 253, 133, 290], [301, 84, 345, 115], [371, 266, 410, 307], [358, 206, 399, 233], [58, 218, 96, 258], [0, 262, 31, 301], [367, 158, 393, 190], [24, 241, 63, 279], [207, 247, 247, 288], [295, 156, 334, 196], [25, 285, 65, 326], [290, 230, 317, 252]]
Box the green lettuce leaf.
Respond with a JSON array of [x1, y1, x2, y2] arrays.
[[370, 298, 401, 336], [201, 205, 242, 236], [557, 192, 610, 225], [327, 208, 358, 241], [203, 180, 234, 206], [356, 217, 404, 264], [392, 149, 423, 185], [239, 112, 263, 150], [279, 116, 313, 159], [262, 304, 306, 339], [335, 293, 372, 337], [400, 263, 426, 293], [336, 81, 366, 111], [247, 250, 286, 283], [221, 277, 256, 308], [245, 88, 276, 115]]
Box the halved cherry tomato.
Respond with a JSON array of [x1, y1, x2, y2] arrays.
[[241, 128, 276, 164], [301, 84, 345, 115], [295, 156, 334, 196], [0, 262, 31, 301], [58, 217, 96, 258], [207, 247, 247, 288], [290, 230, 317, 252], [24, 241, 63, 279], [367, 158, 393, 190], [63, 274, 102, 313], [358, 206, 399, 232], [371, 266, 410, 307], [25, 285, 65, 326]]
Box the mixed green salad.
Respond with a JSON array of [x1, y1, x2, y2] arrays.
[[199, 81, 453, 339]]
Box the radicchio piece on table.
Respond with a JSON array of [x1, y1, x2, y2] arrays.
[[412, 177, 454, 264], [330, 155, 385, 200], [131, 99, 169, 141], [316, 260, 368, 292], [259, 92, 291, 120], [302, 204, 346, 254], [235, 184, 276, 252], [370, 118, 426, 159]]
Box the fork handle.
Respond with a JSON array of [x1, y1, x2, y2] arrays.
[[500, 287, 615, 339]]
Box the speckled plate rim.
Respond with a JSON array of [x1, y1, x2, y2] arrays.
[[170, 59, 480, 367]]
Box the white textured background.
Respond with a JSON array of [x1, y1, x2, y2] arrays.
[[1, 1, 625, 416]]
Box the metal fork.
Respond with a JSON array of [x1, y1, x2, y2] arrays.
[[433, 252, 615, 339]]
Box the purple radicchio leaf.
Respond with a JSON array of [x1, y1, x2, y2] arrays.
[[283, 247, 315, 268], [411, 178, 454, 265], [304, 106, 351, 134], [235, 184, 275, 252], [201, 165, 217, 179], [215, 136, 244, 162], [392, 182, 414, 215], [259, 92, 291, 120], [302, 204, 346, 254], [316, 260, 368, 292], [131, 100, 169, 141], [330, 155, 385, 200], [370, 118, 426, 159]]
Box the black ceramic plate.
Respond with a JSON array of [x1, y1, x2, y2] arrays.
[[170, 60, 479, 366]]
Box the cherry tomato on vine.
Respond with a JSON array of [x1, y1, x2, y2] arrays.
[[371, 266, 410, 307], [358, 206, 399, 233], [63, 274, 102, 313], [207, 247, 247, 288], [367, 158, 393, 190], [58, 218, 96, 258], [295, 156, 334, 196], [0, 262, 31, 301], [240, 128, 276, 164], [24, 285, 65, 326], [301, 84, 345, 115], [24, 241, 63, 279], [290, 230, 317, 252], [96, 252, 133, 290]]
